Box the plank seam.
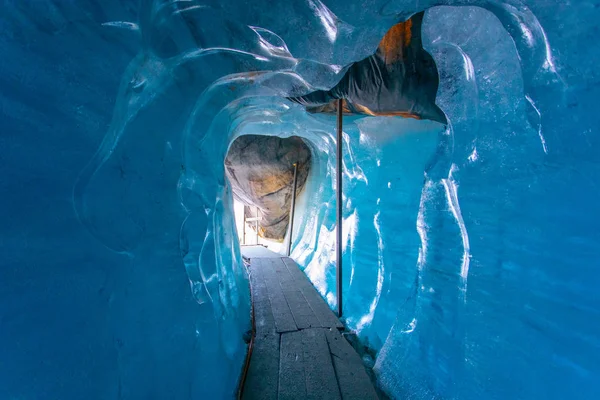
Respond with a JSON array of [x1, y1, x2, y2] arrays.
[[280, 257, 325, 328], [324, 328, 345, 399], [272, 258, 302, 331], [262, 258, 298, 333], [282, 257, 343, 329], [277, 332, 282, 399], [277, 257, 321, 329]]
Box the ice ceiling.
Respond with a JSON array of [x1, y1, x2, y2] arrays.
[[1, 0, 599, 399]]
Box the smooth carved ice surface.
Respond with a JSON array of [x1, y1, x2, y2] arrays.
[[1, 1, 600, 400]]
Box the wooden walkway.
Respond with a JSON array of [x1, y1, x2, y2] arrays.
[[240, 248, 379, 400]]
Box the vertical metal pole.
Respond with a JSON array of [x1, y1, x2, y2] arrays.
[[287, 163, 299, 256], [255, 206, 259, 245], [336, 99, 343, 318], [242, 206, 246, 245]]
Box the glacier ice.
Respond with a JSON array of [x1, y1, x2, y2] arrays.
[[1, 1, 599, 399]]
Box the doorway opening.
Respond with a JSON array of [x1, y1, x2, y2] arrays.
[[225, 134, 312, 253]]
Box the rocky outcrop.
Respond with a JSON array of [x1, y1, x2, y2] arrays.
[[225, 135, 311, 241], [288, 12, 446, 124]]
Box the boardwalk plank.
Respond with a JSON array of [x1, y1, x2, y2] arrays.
[[272, 258, 321, 329], [279, 331, 306, 400], [281, 258, 343, 329], [303, 328, 341, 400], [250, 260, 277, 334], [324, 329, 379, 400], [261, 259, 298, 333], [243, 254, 378, 400], [242, 332, 280, 400]]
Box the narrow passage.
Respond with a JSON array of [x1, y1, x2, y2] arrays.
[[241, 246, 379, 400]]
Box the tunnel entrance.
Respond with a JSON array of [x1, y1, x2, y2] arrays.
[[225, 134, 312, 250], [223, 10, 446, 255]]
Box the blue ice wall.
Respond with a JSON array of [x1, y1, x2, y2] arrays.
[[0, 2, 250, 398], [1, 1, 599, 399], [286, 4, 600, 400]]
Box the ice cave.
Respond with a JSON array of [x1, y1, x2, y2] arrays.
[[1, 0, 599, 399]]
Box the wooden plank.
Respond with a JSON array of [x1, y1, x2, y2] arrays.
[[283, 289, 321, 329], [270, 257, 294, 287], [244, 257, 378, 400], [241, 245, 282, 259], [324, 329, 379, 400], [260, 258, 298, 333], [249, 259, 277, 335], [271, 258, 321, 329], [281, 258, 343, 329], [279, 331, 306, 400], [242, 332, 280, 400], [302, 329, 341, 400], [243, 258, 280, 399]]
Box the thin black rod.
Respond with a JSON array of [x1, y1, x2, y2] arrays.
[[242, 206, 246, 245], [336, 99, 343, 318], [255, 206, 259, 245], [287, 163, 299, 256]]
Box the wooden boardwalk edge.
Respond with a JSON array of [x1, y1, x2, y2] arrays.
[[242, 255, 379, 400]]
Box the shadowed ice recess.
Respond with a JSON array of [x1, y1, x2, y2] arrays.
[[1, 0, 600, 399]]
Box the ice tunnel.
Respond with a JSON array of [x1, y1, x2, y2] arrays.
[[1, 0, 600, 399], [225, 134, 312, 242]]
